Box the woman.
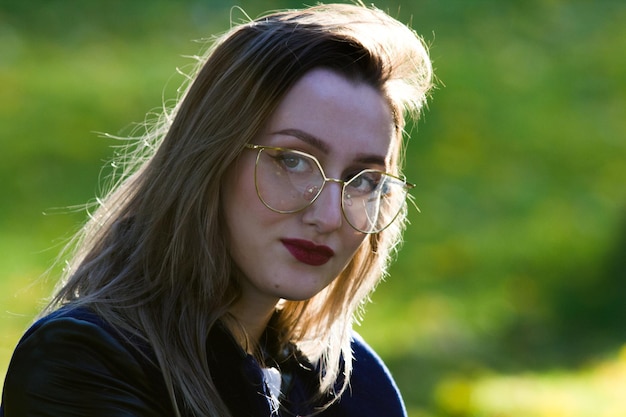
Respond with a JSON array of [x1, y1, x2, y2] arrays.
[[1, 2, 433, 416]]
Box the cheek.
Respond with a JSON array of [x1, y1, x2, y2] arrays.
[[222, 163, 256, 249], [341, 229, 369, 259], [222, 162, 280, 250], [222, 158, 257, 218], [336, 235, 370, 281]]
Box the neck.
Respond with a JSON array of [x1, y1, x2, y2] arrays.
[[226, 297, 279, 354]]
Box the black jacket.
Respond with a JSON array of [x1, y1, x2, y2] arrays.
[[1, 307, 407, 416]]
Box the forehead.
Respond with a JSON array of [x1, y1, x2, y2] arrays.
[[265, 68, 395, 160]]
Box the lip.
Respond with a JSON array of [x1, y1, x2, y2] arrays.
[[281, 238, 335, 266]]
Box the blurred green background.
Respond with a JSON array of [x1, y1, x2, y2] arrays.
[[1, 0, 625, 416]]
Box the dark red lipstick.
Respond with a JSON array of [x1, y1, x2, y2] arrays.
[[281, 239, 334, 266]]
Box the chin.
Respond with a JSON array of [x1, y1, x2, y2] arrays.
[[277, 287, 327, 302]]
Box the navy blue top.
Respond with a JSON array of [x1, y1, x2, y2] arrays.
[[1, 307, 406, 416]]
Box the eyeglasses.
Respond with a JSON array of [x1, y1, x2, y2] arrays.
[[244, 144, 414, 234]]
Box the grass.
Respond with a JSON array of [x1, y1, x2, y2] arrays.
[[465, 347, 626, 417]]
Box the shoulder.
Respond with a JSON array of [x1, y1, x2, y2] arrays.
[[6, 307, 144, 375], [1, 307, 171, 416], [325, 332, 408, 417]]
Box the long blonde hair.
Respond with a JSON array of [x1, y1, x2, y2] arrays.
[[47, 3, 432, 416]]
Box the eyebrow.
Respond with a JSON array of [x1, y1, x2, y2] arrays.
[[273, 128, 388, 167], [273, 129, 330, 154]]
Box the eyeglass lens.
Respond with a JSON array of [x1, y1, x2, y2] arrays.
[[254, 148, 408, 233]]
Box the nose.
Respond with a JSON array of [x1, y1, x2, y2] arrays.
[[301, 179, 344, 233]]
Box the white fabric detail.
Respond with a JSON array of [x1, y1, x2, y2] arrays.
[[262, 366, 282, 412]]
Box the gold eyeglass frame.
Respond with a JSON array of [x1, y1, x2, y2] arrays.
[[244, 144, 415, 234]]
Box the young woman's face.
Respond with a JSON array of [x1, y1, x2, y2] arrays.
[[223, 68, 395, 309]]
